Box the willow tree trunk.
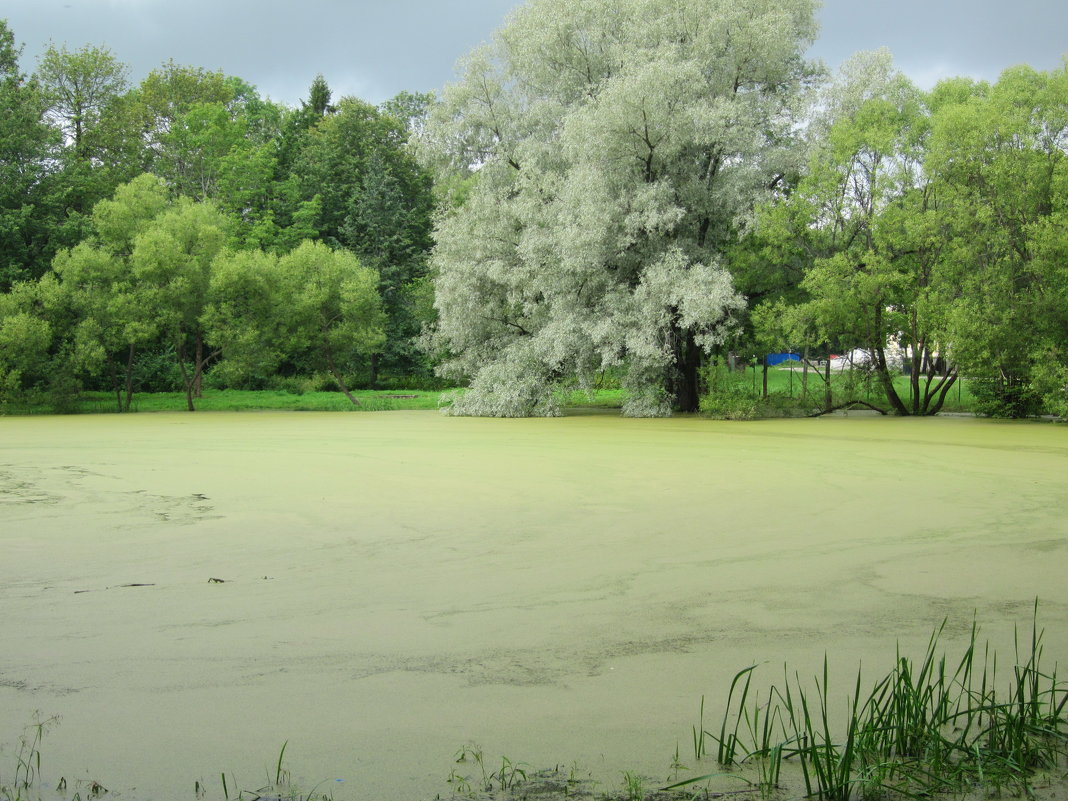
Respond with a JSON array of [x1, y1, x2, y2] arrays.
[[672, 328, 702, 413]]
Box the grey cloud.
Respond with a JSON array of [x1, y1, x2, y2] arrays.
[[3, 0, 1066, 106]]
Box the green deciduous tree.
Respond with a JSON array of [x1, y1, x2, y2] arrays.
[[0, 279, 52, 402], [754, 51, 960, 415], [420, 0, 819, 416], [0, 21, 64, 287], [203, 248, 291, 385], [128, 195, 230, 410], [49, 174, 169, 409], [291, 96, 434, 383], [138, 61, 235, 133], [47, 174, 232, 411], [35, 42, 128, 157], [207, 241, 385, 403], [380, 89, 433, 137], [927, 64, 1068, 417], [33, 42, 135, 239], [751, 57, 1068, 418], [160, 101, 250, 199]]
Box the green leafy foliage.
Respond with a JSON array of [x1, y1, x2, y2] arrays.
[[928, 64, 1068, 417], [287, 97, 434, 381], [207, 241, 385, 403], [421, 0, 818, 416], [755, 55, 1068, 418], [0, 22, 64, 287], [2, 13, 1065, 412], [35, 42, 129, 157]]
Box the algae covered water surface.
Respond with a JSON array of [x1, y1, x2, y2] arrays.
[[1, 411, 1066, 799]]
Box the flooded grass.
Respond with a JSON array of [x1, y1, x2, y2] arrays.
[[1, 412, 1066, 800]]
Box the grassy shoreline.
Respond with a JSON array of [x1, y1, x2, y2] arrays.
[[0, 364, 996, 418], [1, 387, 629, 416]]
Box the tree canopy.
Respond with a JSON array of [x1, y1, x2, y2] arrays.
[[750, 54, 1068, 416], [420, 0, 820, 416], [0, 12, 1065, 418]]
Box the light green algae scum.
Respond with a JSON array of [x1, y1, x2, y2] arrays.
[[2, 412, 1067, 799]]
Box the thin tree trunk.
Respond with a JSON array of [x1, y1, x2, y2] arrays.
[[927, 368, 958, 415], [919, 350, 952, 414], [873, 343, 909, 416], [802, 353, 836, 410], [809, 400, 888, 417], [191, 344, 222, 405], [177, 341, 195, 411], [193, 334, 205, 398], [824, 356, 832, 410], [124, 343, 136, 412], [874, 364, 909, 415], [369, 353, 380, 390], [923, 367, 958, 415], [324, 342, 361, 406], [910, 346, 923, 416], [761, 356, 768, 399], [109, 356, 122, 413]]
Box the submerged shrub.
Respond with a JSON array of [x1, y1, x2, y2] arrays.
[[699, 386, 758, 420], [971, 377, 1043, 418], [443, 358, 560, 417]]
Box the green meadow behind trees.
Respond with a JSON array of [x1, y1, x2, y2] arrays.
[[0, 1, 1066, 419]]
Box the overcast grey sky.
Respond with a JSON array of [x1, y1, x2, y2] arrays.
[[3, 0, 1066, 107]]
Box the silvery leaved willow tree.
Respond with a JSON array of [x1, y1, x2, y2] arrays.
[[419, 0, 821, 416]]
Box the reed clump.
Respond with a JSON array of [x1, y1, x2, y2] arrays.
[[678, 606, 1068, 800]]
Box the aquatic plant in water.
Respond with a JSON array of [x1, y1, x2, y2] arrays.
[[674, 604, 1068, 800]]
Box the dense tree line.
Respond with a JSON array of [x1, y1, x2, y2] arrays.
[[747, 51, 1068, 418], [1, 2, 1065, 418], [0, 19, 434, 410], [419, 0, 1066, 418]]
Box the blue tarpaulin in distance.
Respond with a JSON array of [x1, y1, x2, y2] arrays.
[[766, 353, 800, 366]]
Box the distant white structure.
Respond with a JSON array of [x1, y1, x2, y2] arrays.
[[828, 344, 932, 372], [828, 348, 873, 370]]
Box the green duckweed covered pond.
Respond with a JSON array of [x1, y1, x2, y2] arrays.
[[1, 411, 1066, 799]]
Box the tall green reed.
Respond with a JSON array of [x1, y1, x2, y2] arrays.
[[683, 606, 1067, 801]]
